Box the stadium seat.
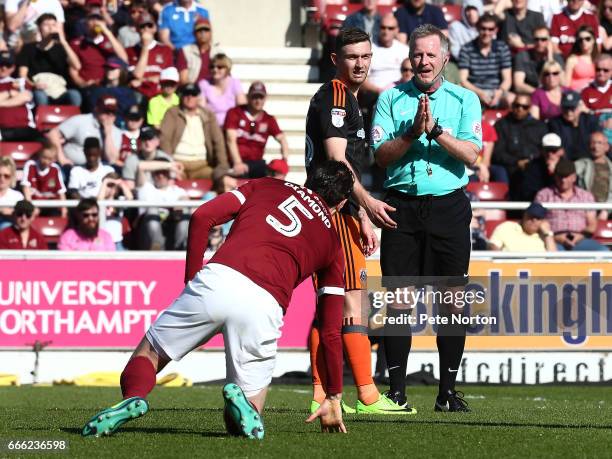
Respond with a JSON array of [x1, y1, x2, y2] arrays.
[[31, 216, 67, 246], [35, 105, 81, 131], [482, 109, 508, 126], [441, 3, 461, 24], [176, 179, 213, 200], [594, 220, 612, 245], [0, 142, 42, 168], [466, 182, 509, 201], [323, 4, 362, 33]]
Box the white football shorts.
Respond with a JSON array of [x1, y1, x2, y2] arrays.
[[146, 262, 284, 397]]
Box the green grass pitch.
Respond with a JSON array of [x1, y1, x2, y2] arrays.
[[1, 385, 611, 458]]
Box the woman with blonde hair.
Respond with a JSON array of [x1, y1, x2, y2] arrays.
[[530, 60, 570, 121], [0, 157, 25, 230], [198, 53, 246, 127], [565, 25, 598, 91]]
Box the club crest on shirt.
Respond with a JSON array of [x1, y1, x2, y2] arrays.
[[356, 128, 365, 139], [360, 268, 367, 284], [258, 123, 268, 133], [371, 125, 384, 143], [331, 108, 346, 128]]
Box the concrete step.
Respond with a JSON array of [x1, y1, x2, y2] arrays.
[[226, 47, 320, 65], [233, 63, 319, 83], [240, 81, 321, 98], [265, 133, 304, 151], [264, 99, 311, 117], [277, 117, 307, 133], [286, 170, 307, 185], [263, 151, 305, 169]]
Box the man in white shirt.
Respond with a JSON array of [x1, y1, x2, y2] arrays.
[[4, 0, 65, 45], [67, 137, 115, 199], [136, 159, 189, 250]]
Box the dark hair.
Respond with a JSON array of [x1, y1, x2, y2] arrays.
[[554, 158, 576, 177], [84, 137, 101, 151], [77, 198, 99, 213], [36, 138, 57, 155], [477, 12, 499, 28], [36, 13, 57, 28], [305, 160, 354, 207], [570, 25, 599, 60], [335, 27, 371, 55]]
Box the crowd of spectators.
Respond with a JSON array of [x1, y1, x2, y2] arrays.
[[0, 0, 610, 253], [0, 0, 289, 251]]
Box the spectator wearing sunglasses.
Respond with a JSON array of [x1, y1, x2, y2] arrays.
[[550, 0, 600, 59], [513, 26, 565, 96], [530, 60, 570, 121], [0, 200, 47, 250], [492, 92, 547, 199], [199, 53, 247, 127], [581, 53, 612, 114], [565, 25, 598, 91], [224, 81, 289, 179], [58, 198, 115, 251], [126, 12, 174, 101], [177, 17, 222, 85]]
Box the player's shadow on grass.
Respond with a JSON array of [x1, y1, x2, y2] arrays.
[[59, 427, 227, 437], [350, 418, 612, 430]]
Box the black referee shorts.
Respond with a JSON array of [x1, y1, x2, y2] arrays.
[[380, 188, 472, 287]]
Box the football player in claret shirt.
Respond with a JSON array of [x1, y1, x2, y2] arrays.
[[81, 161, 354, 439]]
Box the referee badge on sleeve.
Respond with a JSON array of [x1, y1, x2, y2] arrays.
[[472, 121, 482, 139], [331, 108, 346, 127], [371, 125, 384, 143]]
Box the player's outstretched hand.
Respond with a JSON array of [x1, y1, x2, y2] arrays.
[[305, 398, 347, 433], [359, 216, 379, 257], [365, 197, 397, 230]]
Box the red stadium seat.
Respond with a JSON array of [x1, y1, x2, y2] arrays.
[[323, 4, 362, 33], [594, 220, 612, 245], [35, 105, 81, 131], [466, 182, 509, 201], [175, 179, 213, 200], [0, 142, 42, 168], [441, 3, 462, 24], [482, 109, 508, 126], [31, 216, 67, 245]]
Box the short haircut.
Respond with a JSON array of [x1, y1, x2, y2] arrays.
[[36, 13, 57, 27], [211, 53, 233, 73], [554, 158, 576, 177], [477, 12, 499, 28], [304, 160, 354, 208], [409, 24, 450, 59], [539, 60, 563, 81], [514, 92, 532, 102], [0, 156, 16, 187], [595, 52, 612, 65], [84, 137, 101, 151], [77, 198, 99, 213], [335, 27, 371, 55]]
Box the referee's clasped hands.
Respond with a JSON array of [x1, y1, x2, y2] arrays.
[[411, 94, 435, 138]]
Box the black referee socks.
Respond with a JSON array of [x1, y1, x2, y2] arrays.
[[383, 306, 412, 397]]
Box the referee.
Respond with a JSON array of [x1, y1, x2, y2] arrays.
[[371, 24, 482, 412]]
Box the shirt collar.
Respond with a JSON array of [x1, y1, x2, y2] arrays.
[[174, 2, 197, 13], [565, 7, 585, 21], [405, 78, 447, 100]]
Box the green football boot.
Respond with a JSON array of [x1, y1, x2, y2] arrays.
[[222, 383, 264, 440], [82, 397, 149, 437], [355, 393, 417, 415]]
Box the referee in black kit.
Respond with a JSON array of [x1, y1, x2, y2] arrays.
[[370, 24, 482, 412]]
